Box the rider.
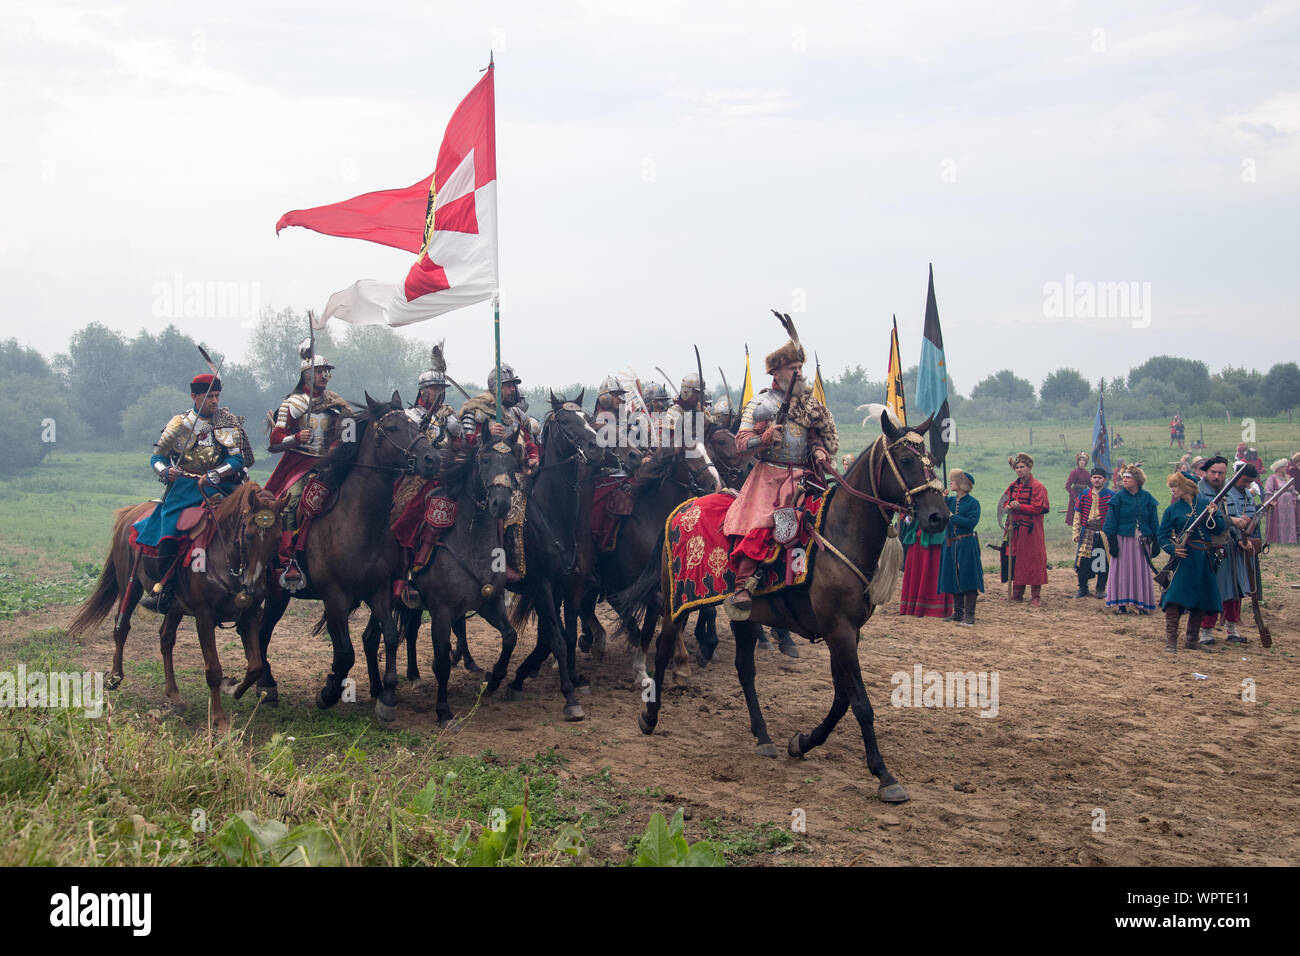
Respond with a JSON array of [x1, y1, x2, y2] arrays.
[[722, 317, 838, 620], [627, 373, 721, 497], [135, 373, 254, 612], [264, 341, 351, 587], [710, 392, 735, 432], [459, 363, 541, 472], [407, 342, 464, 451]]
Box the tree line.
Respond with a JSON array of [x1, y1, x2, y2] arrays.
[[2, 311, 1298, 475]]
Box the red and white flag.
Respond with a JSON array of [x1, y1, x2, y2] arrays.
[[277, 67, 498, 328]]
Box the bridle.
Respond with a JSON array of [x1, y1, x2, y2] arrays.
[[824, 430, 944, 521], [360, 407, 432, 476]]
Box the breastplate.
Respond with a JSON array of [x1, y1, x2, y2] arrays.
[[177, 421, 222, 472], [761, 420, 808, 465], [302, 409, 332, 456]]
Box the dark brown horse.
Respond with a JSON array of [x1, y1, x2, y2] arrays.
[[255, 392, 439, 719], [68, 482, 289, 733], [614, 412, 948, 803]]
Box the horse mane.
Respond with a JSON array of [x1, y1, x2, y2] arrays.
[[214, 482, 261, 523]]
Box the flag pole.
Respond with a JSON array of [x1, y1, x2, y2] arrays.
[[488, 50, 502, 424]]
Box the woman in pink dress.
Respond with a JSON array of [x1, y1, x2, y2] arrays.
[[1265, 459, 1298, 545]]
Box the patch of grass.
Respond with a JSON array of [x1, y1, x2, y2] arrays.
[[697, 817, 797, 859]]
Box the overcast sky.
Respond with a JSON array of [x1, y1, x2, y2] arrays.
[[2, 0, 1297, 394]]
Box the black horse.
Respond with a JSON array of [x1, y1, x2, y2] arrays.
[[614, 412, 948, 804], [389, 436, 522, 726], [255, 392, 438, 719], [503, 393, 605, 720]]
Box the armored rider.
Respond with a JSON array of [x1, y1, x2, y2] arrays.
[[459, 363, 541, 472], [627, 373, 721, 497], [135, 373, 254, 612], [722, 314, 838, 620], [264, 340, 351, 586]]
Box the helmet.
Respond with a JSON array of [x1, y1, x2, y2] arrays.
[[487, 363, 522, 392], [300, 354, 334, 372], [598, 375, 626, 397], [644, 382, 670, 406], [417, 368, 448, 390], [711, 393, 733, 419], [679, 373, 703, 398]]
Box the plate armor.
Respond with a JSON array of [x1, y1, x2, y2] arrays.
[[741, 389, 809, 465], [276, 392, 338, 457], [154, 411, 241, 474]]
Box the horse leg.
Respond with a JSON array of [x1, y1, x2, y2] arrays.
[[360, 613, 384, 701], [512, 583, 583, 721], [193, 607, 229, 735], [452, 617, 482, 674], [476, 597, 518, 695], [578, 588, 606, 662], [427, 605, 456, 726], [230, 607, 265, 700], [158, 607, 185, 715], [257, 587, 291, 706], [732, 620, 777, 757], [108, 576, 143, 692], [373, 589, 403, 721], [828, 628, 908, 803], [405, 605, 422, 683], [315, 593, 356, 711], [638, 604, 676, 736], [787, 653, 850, 759], [565, 599, 590, 696], [694, 606, 719, 668]]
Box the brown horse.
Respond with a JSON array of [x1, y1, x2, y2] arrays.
[[68, 482, 288, 733], [613, 412, 949, 803]]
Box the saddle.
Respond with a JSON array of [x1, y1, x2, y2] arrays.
[[129, 501, 219, 566], [592, 476, 635, 552], [665, 484, 830, 622]]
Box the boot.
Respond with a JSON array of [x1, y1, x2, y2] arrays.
[[1072, 580, 1089, 599], [948, 592, 966, 623], [1094, 574, 1106, 598], [1030, 585, 1042, 608], [1225, 622, 1247, 646], [1011, 585, 1025, 602], [1163, 607, 1180, 653], [726, 556, 759, 622], [1186, 611, 1207, 650], [961, 592, 977, 626], [140, 539, 180, 613]]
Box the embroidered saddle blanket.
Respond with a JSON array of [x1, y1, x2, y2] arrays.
[[665, 485, 830, 621], [128, 501, 217, 567]]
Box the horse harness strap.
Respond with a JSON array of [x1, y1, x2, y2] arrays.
[[808, 526, 874, 596]]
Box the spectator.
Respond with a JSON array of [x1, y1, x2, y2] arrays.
[[1265, 459, 1297, 545], [1158, 472, 1223, 653], [1103, 464, 1160, 615], [1065, 452, 1090, 526], [939, 469, 984, 626]]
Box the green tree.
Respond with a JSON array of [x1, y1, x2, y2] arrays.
[[1040, 368, 1090, 406], [0, 374, 81, 474], [53, 323, 132, 442], [121, 385, 192, 449], [1264, 362, 1300, 414], [970, 369, 1035, 404], [1127, 355, 1209, 403]]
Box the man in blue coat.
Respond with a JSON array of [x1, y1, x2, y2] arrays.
[[133, 374, 252, 612], [1197, 458, 1257, 645], [1159, 472, 1222, 652]]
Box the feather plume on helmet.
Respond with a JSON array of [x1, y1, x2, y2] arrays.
[[764, 310, 807, 374], [418, 340, 449, 389]]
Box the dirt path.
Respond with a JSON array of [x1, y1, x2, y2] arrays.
[[6, 550, 1299, 866]]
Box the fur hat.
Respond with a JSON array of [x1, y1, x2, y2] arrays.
[[1272, 458, 1289, 473], [1168, 472, 1198, 497], [1009, 452, 1034, 469], [764, 310, 807, 374], [1121, 464, 1147, 486]]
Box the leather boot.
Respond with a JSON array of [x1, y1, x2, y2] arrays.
[[1011, 585, 1025, 602], [947, 592, 966, 623], [1163, 606, 1180, 652], [141, 538, 180, 613], [1030, 585, 1042, 608], [962, 592, 977, 626], [1185, 610, 1206, 650], [726, 556, 759, 621]]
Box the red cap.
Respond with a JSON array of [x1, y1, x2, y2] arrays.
[[190, 373, 222, 392]]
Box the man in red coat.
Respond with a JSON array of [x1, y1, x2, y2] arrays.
[[1004, 452, 1049, 606]]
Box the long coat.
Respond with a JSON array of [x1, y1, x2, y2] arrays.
[[1004, 476, 1049, 586], [1199, 479, 1255, 599], [1158, 496, 1223, 614], [938, 494, 984, 594], [1102, 486, 1160, 543]]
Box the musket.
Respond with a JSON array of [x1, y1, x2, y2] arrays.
[[1243, 475, 1296, 537], [160, 344, 225, 505], [1238, 475, 1292, 649], [1153, 462, 1244, 589]]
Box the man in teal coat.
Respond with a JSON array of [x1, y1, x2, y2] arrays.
[[1158, 471, 1223, 652], [939, 469, 984, 626]]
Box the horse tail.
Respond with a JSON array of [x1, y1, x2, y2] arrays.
[[68, 506, 134, 637], [508, 590, 536, 631], [607, 526, 666, 640], [311, 612, 328, 637]]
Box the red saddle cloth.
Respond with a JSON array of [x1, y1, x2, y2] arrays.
[[128, 503, 216, 566], [591, 475, 635, 552], [665, 486, 829, 622]]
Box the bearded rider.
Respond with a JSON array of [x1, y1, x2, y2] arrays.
[[263, 342, 351, 586], [722, 314, 838, 620], [135, 373, 254, 612], [459, 363, 541, 472], [627, 373, 722, 498]]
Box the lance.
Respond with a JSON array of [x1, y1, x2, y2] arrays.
[[493, 295, 502, 424]]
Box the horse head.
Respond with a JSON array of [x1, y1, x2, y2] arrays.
[[546, 394, 604, 466], [218, 485, 291, 600], [363, 390, 439, 480], [478, 437, 520, 520], [876, 411, 949, 534]]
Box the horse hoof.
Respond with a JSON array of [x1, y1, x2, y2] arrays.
[[575, 681, 592, 696], [220, 677, 239, 696], [696, 652, 710, 670], [464, 662, 484, 675], [259, 686, 279, 707], [406, 675, 422, 686], [505, 686, 523, 702], [879, 783, 910, 804], [755, 742, 779, 759], [105, 674, 123, 691], [563, 704, 586, 722], [483, 678, 501, 695], [787, 733, 807, 758], [316, 689, 338, 710], [779, 643, 800, 659], [374, 699, 398, 722], [638, 712, 655, 735], [578, 634, 593, 653]]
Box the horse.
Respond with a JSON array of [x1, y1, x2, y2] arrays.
[[613, 412, 949, 804], [389, 435, 522, 726], [68, 482, 289, 733], [502, 393, 606, 720], [254, 391, 439, 720]]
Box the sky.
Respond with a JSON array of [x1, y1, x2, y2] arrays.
[[1, 0, 1297, 395]]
